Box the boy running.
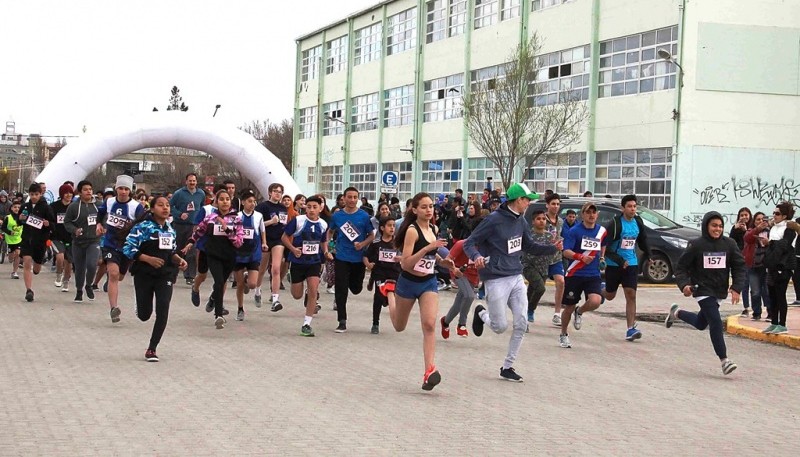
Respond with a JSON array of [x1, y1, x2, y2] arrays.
[[234, 190, 266, 321], [50, 184, 75, 292], [19, 183, 56, 302]]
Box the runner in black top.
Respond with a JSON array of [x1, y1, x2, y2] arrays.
[[363, 216, 402, 334]]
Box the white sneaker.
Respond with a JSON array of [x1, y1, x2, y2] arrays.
[[54, 274, 63, 288], [721, 359, 737, 375], [326, 286, 335, 294], [573, 309, 583, 330], [61, 283, 69, 292], [552, 313, 562, 327], [559, 334, 572, 348]]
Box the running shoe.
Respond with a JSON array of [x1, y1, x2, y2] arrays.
[[191, 289, 200, 307], [254, 293, 262, 307], [270, 300, 283, 312], [74, 291, 83, 303], [205, 297, 214, 313], [61, 283, 69, 293], [243, 273, 250, 294], [440, 316, 450, 339], [499, 367, 523, 382], [421, 366, 441, 391], [527, 310, 535, 322], [740, 309, 749, 317], [721, 359, 737, 375], [334, 321, 347, 333], [185, 278, 194, 286], [456, 325, 469, 337], [750, 314, 761, 321], [559, 334, 572, 348], [772, 325, 788, 334], [214, 316, 225, 329], [552, 313, 561, 327], [762, 324, 778, 334], [371, 324, 379, 334], [221, 308, 229, 316], [236, 308, 245, 321], [110, 307, 121, 323], [477, 284, 485, 300], [315, 304, 321, 314], [326, 286, 335, 294], [378, 280, 396, 297], [301, 324, 315, 337], [54, 273, 63, 288], [573, 308, 582, 330], [437, 280, 450, 291], [91, 284, 99, 291], [665, 304, 679, 328], [625, 325, 642, 341], [472, 305, 486, 337], [145, 349, 159, 362], [103, 280, 108, 292], [25, 289, 34, 302], [10, 272, 19, 279], [600, 281, 606, 304], [85, 285, 95, 301]]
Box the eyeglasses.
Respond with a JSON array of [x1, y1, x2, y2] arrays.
[[773, 211, 783, 216]]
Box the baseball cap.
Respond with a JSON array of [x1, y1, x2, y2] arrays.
[[506, 182, 539, 201], [581, 202, 598, 213]]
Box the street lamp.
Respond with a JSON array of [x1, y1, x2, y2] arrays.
[[213, 104, 221, 117], [658, 48, 684, 87]]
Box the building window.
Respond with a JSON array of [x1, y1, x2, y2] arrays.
[[474, 0, 498, 30], [423, 73, 464, 122], [532, 44, 591, 106], [354, 22, 382, 66], [426, 0, 468, 43], [349, 163, 378, 201], [382, 162, 413, 202], [470, 63, 507, 102], [351, 93, 379, 133], [307, 166, 315, 184], [594, 148, 673, 210], [449, 0, 468, 37], [501, 0, 520, 20], [320, 165, 344, 199], [532, 0, 572, 11], [524, 152, 587, 196], [299, 106, 318, 139], [467, 157, 501, 194], [326, 35, 348, 75], [301, 45, 322, 82], [598, 26, 679, 98], [387, 8, 417, 56], [421, 159, 462, 194], [322, 100, 346, 136], [384, 85, 414, 127]]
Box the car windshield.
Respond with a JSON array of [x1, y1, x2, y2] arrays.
[[637, 206, 679, 229]]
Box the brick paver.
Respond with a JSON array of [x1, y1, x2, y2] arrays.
[[0, 272, 798, 455]]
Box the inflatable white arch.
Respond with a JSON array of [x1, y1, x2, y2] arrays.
[[35, 112, 300, 198]]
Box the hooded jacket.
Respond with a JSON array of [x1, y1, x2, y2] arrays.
[[675, 211, 746, 299], [464, 202, 558, 281]]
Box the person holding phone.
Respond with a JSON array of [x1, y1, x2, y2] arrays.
[[729, 207, 753, 316]]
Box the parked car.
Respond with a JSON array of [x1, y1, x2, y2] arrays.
[[524, 197, 700, 283]]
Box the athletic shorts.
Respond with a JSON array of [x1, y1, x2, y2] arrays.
[[604, 265, 638, 292], [395, 275, 439, 300], [101, 247, 131, 275], [52, 240, 73, 262], [234, 260, 260, 272], [267, 238, 284, 250], [548, 261, 565, 278], [7, 242, 20, 253], [197, 250, 208, 274], [563, 276, 602, 306], [20, 240, 46, 264], [290, 262, 322, 283]]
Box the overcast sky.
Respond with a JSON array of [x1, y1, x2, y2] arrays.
[[1, 0, 376, 138]]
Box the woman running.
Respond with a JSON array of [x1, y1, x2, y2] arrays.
[[123, 196, 188, 361], [390, 192, 453, 390], [2, 200, 23, 279]]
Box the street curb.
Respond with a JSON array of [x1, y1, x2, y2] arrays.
[[544, 281, 674, 289], [726, 315, 800, 350]]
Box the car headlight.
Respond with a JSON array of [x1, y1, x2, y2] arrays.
[[662, 236, 688, 249]]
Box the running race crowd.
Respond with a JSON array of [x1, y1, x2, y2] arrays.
[[1, 172, 797, 389]]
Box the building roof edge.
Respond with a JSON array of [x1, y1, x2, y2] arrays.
[[295, 0, 395, 43]]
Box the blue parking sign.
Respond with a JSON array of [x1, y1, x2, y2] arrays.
[[381, 171, 398, 187]]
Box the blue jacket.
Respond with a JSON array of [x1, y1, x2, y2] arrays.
[[464, 203, 558, 280], [169, 186, 206, 226]]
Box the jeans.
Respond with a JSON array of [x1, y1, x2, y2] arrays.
[[444, 275, 476, 327], [134, 273, 173, 351], [677, 296, 727, 360], [747, 267, 770, 317], [741, 267, 750, 309], [71, 242, 100, 291]]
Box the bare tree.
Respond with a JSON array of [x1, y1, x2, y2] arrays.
[[240, 118, 293, 175], [462, 34, 589, 191], [166, 86, 189, 112]]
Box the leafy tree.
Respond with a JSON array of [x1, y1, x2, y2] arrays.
[[166, 86, 189, 112]]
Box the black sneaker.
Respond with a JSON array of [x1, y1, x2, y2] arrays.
[[472, 305, 486, 337], [110, 307, 121, 323], [91, 284, 99, 291], [270, 300, 283, 312], [300, 324, 315, 337], [371, 324, 379, 334], [205, 297, 214, 313], [335, 321, 347, 333], [74, 291, 83, 302], [102, 280, 108, 292], [499, 367, 523, 382], [25, 289, 34, 302], [85, 285, 95, 301], [145, 349, 159, 362], [236, 308, 245, 321], [185, 278, 194, 286], [221, 308, 230, 316]]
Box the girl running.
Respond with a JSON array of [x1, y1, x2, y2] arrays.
[[364, 216, 402, 335], [3, 201, 23, 279], [390, 192, 453, 391], [123, 196, 188, 361]]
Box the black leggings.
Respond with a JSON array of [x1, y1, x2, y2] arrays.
[[768, 273, 790, 326], [208, 255, 235, 318], [134, 274, 174, 351], [677, 296, 727, 360], [334, 259, 366, 323], [372, 287, 387, 325]]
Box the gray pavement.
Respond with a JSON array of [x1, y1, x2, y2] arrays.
[[1, 270, 798, 455]]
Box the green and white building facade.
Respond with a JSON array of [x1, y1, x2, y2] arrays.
[[292, 0, 800, 226]]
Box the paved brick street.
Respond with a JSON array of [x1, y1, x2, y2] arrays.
[[1, 272, 798, 455]]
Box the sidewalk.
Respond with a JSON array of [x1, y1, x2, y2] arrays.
[[726, 305, 800, 350]]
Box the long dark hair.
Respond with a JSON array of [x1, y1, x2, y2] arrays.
[[394, 192, 433, 250], [117, 195, 170, 242], [736, 207, 754, 229]]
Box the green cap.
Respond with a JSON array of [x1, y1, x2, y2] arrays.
[[506, 182, 538, 201]]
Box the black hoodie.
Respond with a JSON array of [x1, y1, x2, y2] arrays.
[[675, 211, 746, 299]]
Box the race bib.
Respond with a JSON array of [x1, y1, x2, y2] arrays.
[[25, 215, 44, 229], [242, 228, 255, 240], [87, 215, 97, 226], [703, 252, 726, 269], [213, 224, 228, 236], [187, 201, 195, 212], [57, 213, 66, 224], [107, 214, 127, 229], [302, 241, 320, 255], [379, 249, 397, 262], [159, 232, 174, 250], [581, 236, 601, 251], [278, 213, 288, 225], [340, 221, 359, 242], [507, 236, 522, 254], [414, 255, 436, 274], [621, 237, 636, 250]]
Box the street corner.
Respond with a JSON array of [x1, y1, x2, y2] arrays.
[[726, 311, 800, 350]]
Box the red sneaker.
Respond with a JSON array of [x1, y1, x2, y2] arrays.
[[440, 316, 450, 339], [378, 280, 396, 297], [422, 365, 441, 391], [145, 349, 158, 362], [456, 325, 469, 337]]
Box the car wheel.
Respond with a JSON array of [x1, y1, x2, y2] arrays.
[[644, 253, 672, 284]]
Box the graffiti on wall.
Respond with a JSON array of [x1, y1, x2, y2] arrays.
[[693, 176, 800, 208]]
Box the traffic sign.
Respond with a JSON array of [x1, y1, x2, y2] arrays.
[[380, 186, 398, 194], [381, 171, 398, 187]]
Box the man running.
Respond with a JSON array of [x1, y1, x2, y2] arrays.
[[543, 193, 566, 327], [602, 194, 651, 341], [64, 180, 101, 302], [50, 184, 75, 292], [255, 183, 288, 310], [169, 173, 205, 286], [19, 183, 56, 302], [465, 183, 559, 382]]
